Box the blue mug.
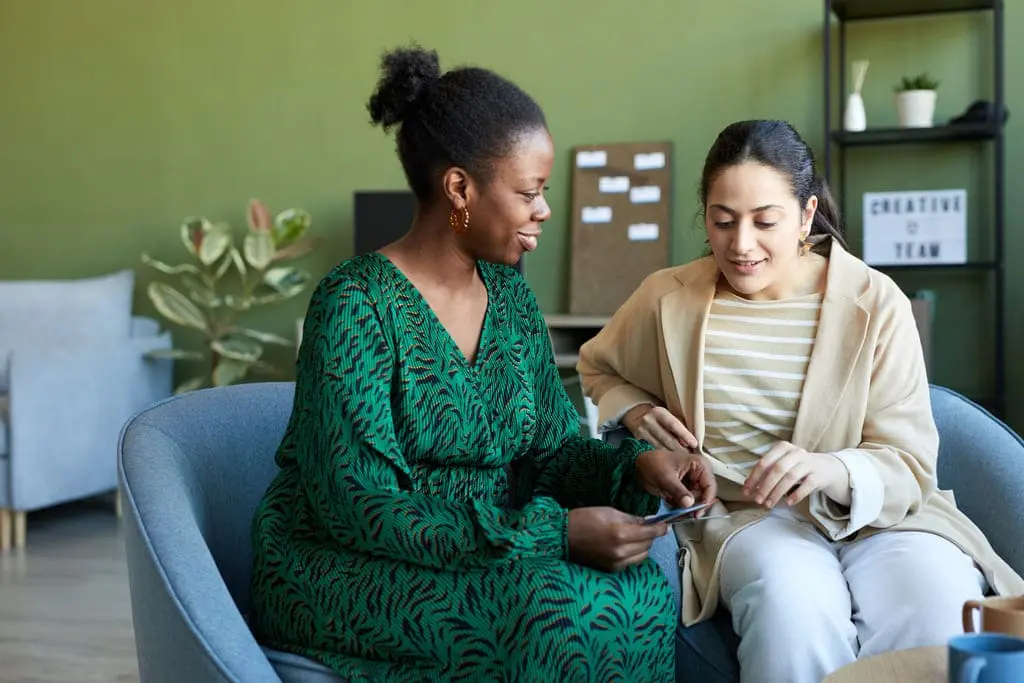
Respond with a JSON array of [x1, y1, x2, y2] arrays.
[[949, 633, 1024, 683]]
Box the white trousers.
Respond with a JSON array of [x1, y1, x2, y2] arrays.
[[719, 507, 987, 683]]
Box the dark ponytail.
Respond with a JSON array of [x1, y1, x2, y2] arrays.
[[808, 175, 848, 254], [699, 120, 848, 256]]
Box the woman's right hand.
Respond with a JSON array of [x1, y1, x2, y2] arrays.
[[567, 507, 669, 573], [622, 404, 698, 452]]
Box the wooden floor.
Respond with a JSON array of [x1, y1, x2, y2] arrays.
[[0, 498, 138, 683]]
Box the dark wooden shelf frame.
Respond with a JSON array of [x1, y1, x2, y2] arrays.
[[823, 0, 1007, 417], [831, 0, 995, 22]]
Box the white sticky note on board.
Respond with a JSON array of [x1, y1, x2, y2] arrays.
[[628, 223, 659, 241], [630, 185, 661, 204], [581, 206, 613, 223], [599, 176, 630, 193], [634, 152, 666, 170], [576, 150, 608, 168]]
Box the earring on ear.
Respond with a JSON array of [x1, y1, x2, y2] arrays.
[[799, 232, 812, 255], [449, 206, 470, 234]]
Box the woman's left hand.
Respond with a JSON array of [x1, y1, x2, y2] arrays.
[[744, 441, 851, 508], [635, 449, 717, 512]]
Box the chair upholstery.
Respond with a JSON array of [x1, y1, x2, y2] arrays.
[[119, 382, 342, 683], [0, 270, 172, 545], [118, 382, 1024, 683]]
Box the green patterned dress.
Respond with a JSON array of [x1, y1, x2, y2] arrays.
[[249, 253, 675, 682]]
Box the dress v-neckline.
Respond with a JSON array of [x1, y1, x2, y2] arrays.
[[373, 252, 493, 371]]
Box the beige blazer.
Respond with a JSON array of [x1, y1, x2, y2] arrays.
[[577, 242, 1024, 626]]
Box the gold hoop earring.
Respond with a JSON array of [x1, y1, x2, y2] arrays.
[[799, 233, 813, 255], [449, 207, 470, 234]]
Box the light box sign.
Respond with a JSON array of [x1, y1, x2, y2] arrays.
[[862, 189, 967, 266]]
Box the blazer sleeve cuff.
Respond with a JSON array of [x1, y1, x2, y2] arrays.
[[810, 449, 885, 540], [595, 383, 661, 432]]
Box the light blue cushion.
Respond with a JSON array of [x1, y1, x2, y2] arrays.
[[0, 269, 135, 390]]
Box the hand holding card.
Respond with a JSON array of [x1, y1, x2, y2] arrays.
[[643, 503, 709, 525], [635, 449, 717, 511]]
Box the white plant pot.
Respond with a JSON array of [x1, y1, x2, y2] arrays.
[[897, 90, 937, 128]]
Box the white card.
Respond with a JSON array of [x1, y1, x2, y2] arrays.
[[576, 150, 607, 168], [630, 185, 661, 204], [627, 223, 659, 241], [634, 152, 666, 171], [581, 206, 613, 223], [598, 176, 630, 193]]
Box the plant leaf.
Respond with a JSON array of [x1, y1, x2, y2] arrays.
[[214, 250, 233, 279], [252, 292, 288, 306], [211, 335, 263, 362], [263, 266, 312, 299], [249, 359, 286, 377], [236, 327, 294, 346], [144, 348, 206, 361], [230, 246, 247, 278], [223, 294, 255, 311], [181, 273, 221, 308], [244, 231, 275, 270], [141, 253, 202, 276], [271, 235, 324, 263], [273, 208, 311, 247], [199, 222, 232, 266], [248, 198, 272, 233], [180, 217, 209, 255], [174, 376, 207, 395], [212, 358, 251, 386], [148, 282, 209, 332]]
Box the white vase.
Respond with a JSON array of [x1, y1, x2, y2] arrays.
[[897, 90, 937, 128], [844, 93, 867, 131]]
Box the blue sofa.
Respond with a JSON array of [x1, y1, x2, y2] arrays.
[[118, 382, 1024, 682]]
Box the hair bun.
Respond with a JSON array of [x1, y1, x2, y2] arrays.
[[367, 45, 442, 131]]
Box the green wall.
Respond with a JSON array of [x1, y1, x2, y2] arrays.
[[2, 1, 1022, 428]]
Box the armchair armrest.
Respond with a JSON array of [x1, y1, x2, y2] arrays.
[[8, 331, 173, 511]]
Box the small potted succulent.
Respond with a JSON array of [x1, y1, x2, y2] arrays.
[[895, 73, 940, 128]]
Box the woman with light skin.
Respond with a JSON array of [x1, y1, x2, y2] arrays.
[[577, 119, 1024, 683]]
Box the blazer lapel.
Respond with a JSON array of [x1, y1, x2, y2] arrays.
[[658, 260, 718, 442], [792, 247, 870, 452]]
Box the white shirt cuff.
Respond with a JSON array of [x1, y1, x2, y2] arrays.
[[592, 384, 660, 433], [811, 449, 885, 540]]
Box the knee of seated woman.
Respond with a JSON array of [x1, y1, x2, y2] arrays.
[[728, 575, 852, 632]]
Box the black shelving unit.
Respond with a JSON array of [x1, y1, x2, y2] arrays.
[[823, 0, 1006, 416]]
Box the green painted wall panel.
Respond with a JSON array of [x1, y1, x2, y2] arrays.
[[2, 1, 1022, 428]]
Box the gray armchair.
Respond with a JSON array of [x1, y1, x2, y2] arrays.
[[118, 381, 1024, 683], [0, 269, 173, 548]]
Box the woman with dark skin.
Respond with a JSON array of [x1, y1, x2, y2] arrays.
[[248, 45, 716, 681]]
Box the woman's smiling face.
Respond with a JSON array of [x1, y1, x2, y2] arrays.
[[704, 161, 817, 300]]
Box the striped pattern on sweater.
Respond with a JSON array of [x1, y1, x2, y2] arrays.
[[702, 290, 823, 472]]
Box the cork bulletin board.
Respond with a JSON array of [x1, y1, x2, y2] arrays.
[[567, 141, 673, 315]]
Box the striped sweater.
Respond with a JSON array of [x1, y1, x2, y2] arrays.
[[702, 289, 823, 473]]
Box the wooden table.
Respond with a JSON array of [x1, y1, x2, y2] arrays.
[[824, 646, 946, 682]]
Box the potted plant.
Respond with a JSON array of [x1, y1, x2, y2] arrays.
[[141, 199, 322, 394], [895, 73, 940, 128]]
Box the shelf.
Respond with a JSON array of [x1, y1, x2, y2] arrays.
[[831, 123, 998, 147], [831, 0, 995, 22], [870, 261, 999, 272]]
